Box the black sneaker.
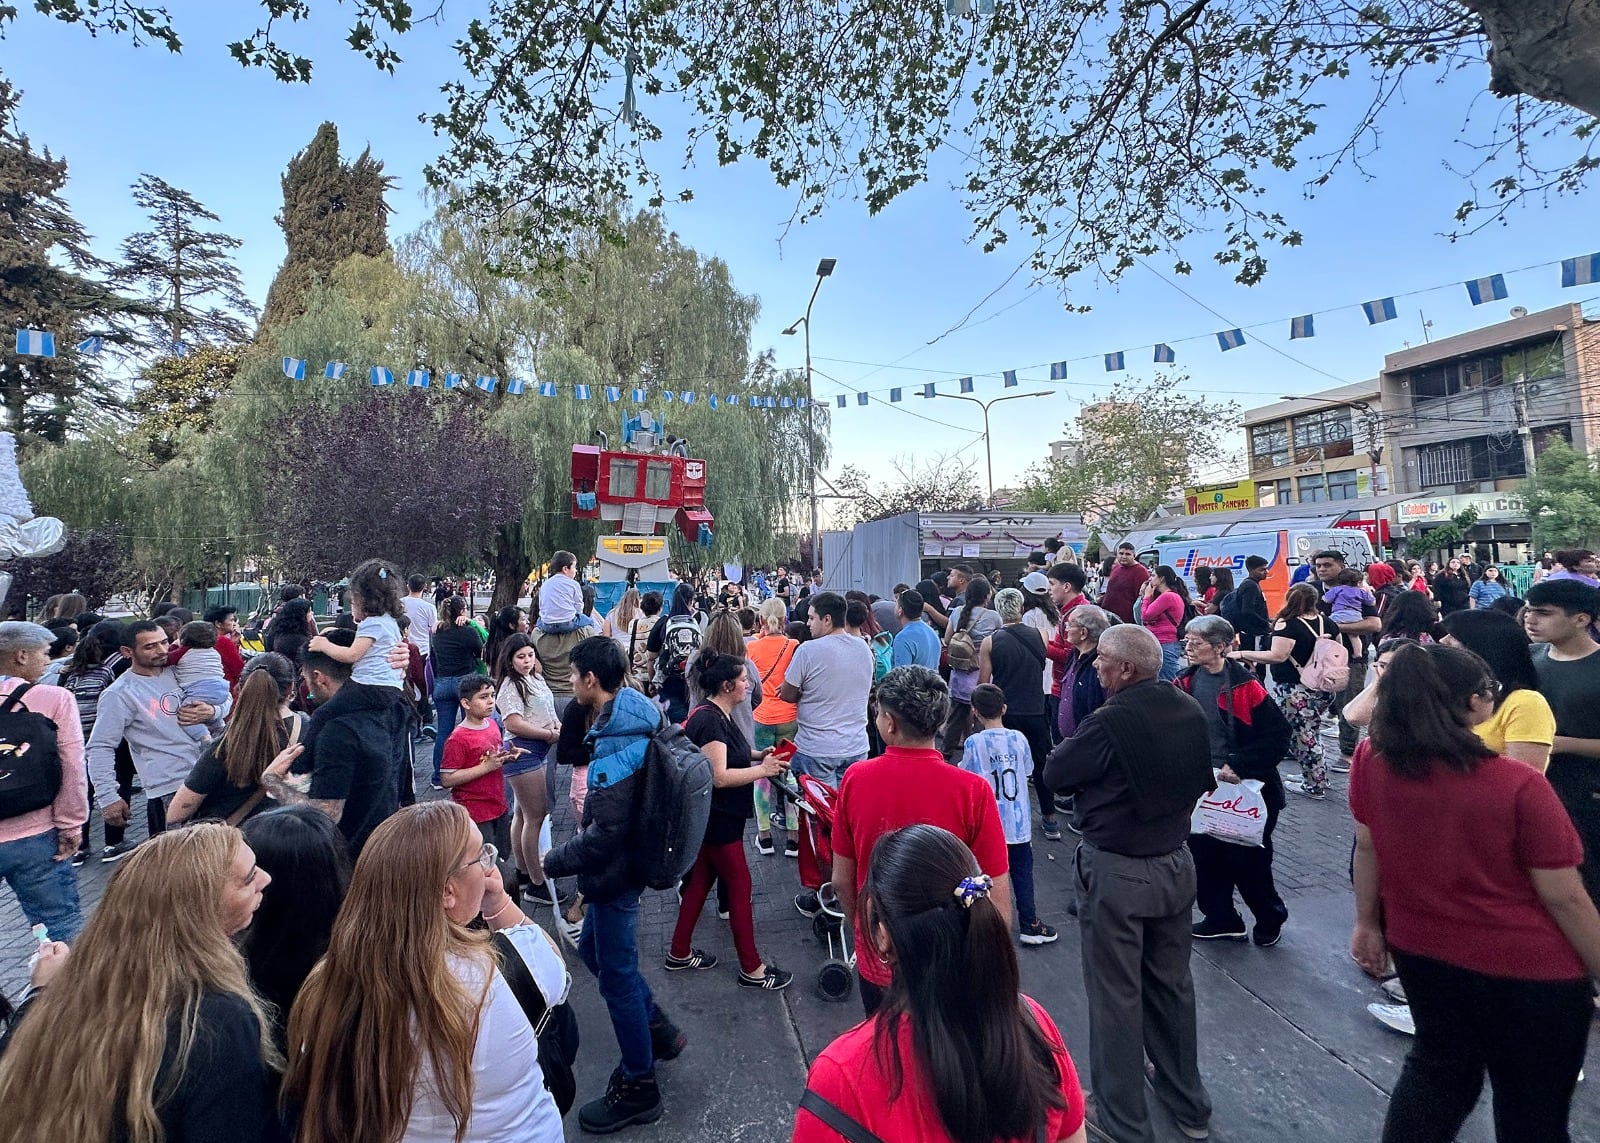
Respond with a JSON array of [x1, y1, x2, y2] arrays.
[[784, 837, 800, 858], [794, 890, 822, 918], [523, 880, 569, 907], [1192, 917, 1248, 941], [738, 965, 794, 991], [1253, 906, 1289, 948], [1020, 920, 1059, 946], [71, 848, 89, 867], [578, 1067, 662, 1135], [649, 1015, 686, 1062], [101, 840, 137, 863], [755, 833, 775, 855], [664, 948, 719, 971]]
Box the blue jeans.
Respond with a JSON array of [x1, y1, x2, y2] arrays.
[[1009, 840, 1038, 927], [0, 829, 83, 942], [432, 674, 472, 783], [578, 889, 661, 1079], [784, 750, 865, 829], [1159, 642, 1183, 681]]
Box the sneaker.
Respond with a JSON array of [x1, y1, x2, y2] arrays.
[[794, 890, 822, 918], [738, 965, 794, 990], [1053, 793, 1075, 814], [1329, 757, 1352, 774], [419, 725, 437, 740], [755, 834, 775, 856], [429, 780, 445, 792], [101, 840, 137, 862], [71, 849, 88, 867], [558, 918, 584, 949], [578, 1067, 662, 1135], [784, 838, 800, 859], [1283, 778, 1327, 801], [649, 1015, 686, 1062], [1253, 916, 1287, 948], [1368, 1002, 1416, 1036], [664, 948, 719, 971], [1042, 819, 1063, 842], [1381, 976, 1409, 1004], [1176, 1122, 1211, 1140], [522, 880, 569, 907], [1192, 917, 1248, 941], [717, 908, 730, 921], [1020, 920, 1059, 946]]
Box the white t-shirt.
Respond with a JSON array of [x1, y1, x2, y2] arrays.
[[402, 596, 438, 657], [538, 575, 584, 625], [1021, 609, 1055, 692], [496, 673, 557, 732], [784, 632, 874, 759], [353, 615, 403, 689], [403, 925, 567, 1143]]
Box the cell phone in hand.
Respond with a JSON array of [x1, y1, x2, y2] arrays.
[[771, 738, 797, 762]]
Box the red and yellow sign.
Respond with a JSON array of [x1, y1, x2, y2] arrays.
[[1183, 479, 1255, 516]]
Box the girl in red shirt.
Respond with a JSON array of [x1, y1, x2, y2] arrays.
[[794, 824, 1086, 1143]]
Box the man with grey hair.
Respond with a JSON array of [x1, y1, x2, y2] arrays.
[[828, 665, 1012, 1017], [1044, 624, 1216, 1143], [0, 620, 87, 941]]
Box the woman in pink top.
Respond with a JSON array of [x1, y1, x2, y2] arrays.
[[1139, 565, 1191, 681]]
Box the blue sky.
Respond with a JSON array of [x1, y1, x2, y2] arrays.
[[8, 5, 1597, 505]]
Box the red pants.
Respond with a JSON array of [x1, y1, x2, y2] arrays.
[[670, 838, 761, 974]]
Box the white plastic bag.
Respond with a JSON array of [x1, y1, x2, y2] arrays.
[[1190, 772, 1268, 847]]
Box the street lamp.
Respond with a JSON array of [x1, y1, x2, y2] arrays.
[[223, 546, 233, 609], [932, 391, 1053, 507], [782, 257, 836, 572]]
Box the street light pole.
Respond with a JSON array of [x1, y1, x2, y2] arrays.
[[783, 258, 836, 571], [933, 391, 1053, 506]]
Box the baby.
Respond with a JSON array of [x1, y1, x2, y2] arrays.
[[174, 621, 230, 742], [1324, 568, 1376, 659], [536, 549, 597, 634]]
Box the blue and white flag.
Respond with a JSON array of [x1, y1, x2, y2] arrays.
[[921, 383, 936, 398], [959, 376, 974, 393], [779, 395, 794, 408], [798, 397, 809, 409], [710, 394, 720, 409], [406, 369, 430, 389], [632, 388, 647, 404], [767, 396, 780, 408], [444, 372, 462, 389], [726, 393, 742, 406], [170, 342, 189, 358], [1049, 362, 1068, 380], [836, 394, 847, 408], [681, 391, 695, 404], [1216, 328, 1246, 351], [1363, 297, 1397, 324], [1290, 315, 1315, 340], [370, 366, 395, 387], [1465, 274, 1508, 305], [505, 377, 526, 396], [1003, 370, 1018, 388], [574, 384, 592, 401], [1561, 253, 1600, 288], [661, 390, 675, 403], [537, 381, 557, 397], [857, 392, 869, 406], [14, 329, 54, 357], [76, 336, 102, 355], [890, 387, 903, 402], [605, 386, 621, 403], [476, 374, 497, 393], [1104, 352, 1124, 372], [282, 357, 306, 380], [325, 361, 348, 380], [1154, 344, 1176, 363]]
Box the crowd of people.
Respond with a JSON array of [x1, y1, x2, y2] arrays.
[[0, 535, 1598, 1142]]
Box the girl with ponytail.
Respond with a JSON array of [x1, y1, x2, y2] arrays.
[[794, 823, 1086, 1143]]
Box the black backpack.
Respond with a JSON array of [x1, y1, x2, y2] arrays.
[[0, 684, 62, 820], [655, 616, 702, 683], [1218, 589, 1241, 627], [634, 715, 713, 890]]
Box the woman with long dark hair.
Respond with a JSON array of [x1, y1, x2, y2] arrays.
[[484, 605, 525, 678], [1231, 583, 1337, 799], [1139, 565, 1192, 681], [167, 653, 303, 826], [493, 632, 562, 907], [429, 594, 485, 788], [1440, 609, 1555, 772], [647, 582, 703, 722], [60, 618, 129, 862], [1431, 558, 1471, 615], [263, 585, 317, 668], [1350, 643, 1600, 1142], [1380, 589, 1440, 643], [793, 824, 1086, 1143], [1206, 566, 1236, 615]]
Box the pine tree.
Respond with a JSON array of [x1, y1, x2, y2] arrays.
[[116, 175, 257, 347], [259, 122, 393, 330], [0, 81, 147, 441]]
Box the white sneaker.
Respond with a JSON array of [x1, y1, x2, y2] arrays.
[[1381, 976, 1408, 1003], [1368, 1002, 1415, 1036]]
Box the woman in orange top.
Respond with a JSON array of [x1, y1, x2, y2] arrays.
[[748, 599, 801, 856]]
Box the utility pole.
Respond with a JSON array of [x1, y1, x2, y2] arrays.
[[782, 258, 836, 572], [933, 391, 1053, 506]]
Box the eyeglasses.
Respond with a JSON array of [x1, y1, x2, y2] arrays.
[[1181, 638, 1214, 649], [457, 842, 498, 874]]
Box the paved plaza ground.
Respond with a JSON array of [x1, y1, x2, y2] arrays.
[[4, 730, 1597, 1142]]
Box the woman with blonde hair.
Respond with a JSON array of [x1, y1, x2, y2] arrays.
[[0, 823, 279, 1143], [607, 587, 643, 662], [284, 800, 569, 1143]]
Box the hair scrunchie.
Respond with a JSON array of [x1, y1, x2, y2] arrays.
[[952, 873, 993, 908]]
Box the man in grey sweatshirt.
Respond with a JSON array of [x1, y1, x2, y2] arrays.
[[86, 620, 229, 841]]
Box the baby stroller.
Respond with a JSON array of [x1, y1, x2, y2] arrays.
[[774, 772, 855, 1001]]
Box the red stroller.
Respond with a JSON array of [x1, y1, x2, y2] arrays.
[[777, 772, 855, 1001]]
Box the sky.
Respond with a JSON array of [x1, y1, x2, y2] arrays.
[[6, 4, 1598, 511]]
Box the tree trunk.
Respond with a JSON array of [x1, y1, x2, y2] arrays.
[[1463, 0, 1600, 118], [489, 524, 532, 613]]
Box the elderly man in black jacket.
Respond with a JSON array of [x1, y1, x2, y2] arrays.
[[1044, 624, 1215, 1143], [1177, 615, 1294, 947]]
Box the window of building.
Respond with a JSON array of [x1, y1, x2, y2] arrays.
[[1255, 478, 1294, 507], [1299, 471, 1358, 502], [1291, 408, 1354, 452], [1250, 422, 1289, 468], [1416, 434, 1531, 488], [1406, 336, 1563, 404], [643, 460, 675, 500]]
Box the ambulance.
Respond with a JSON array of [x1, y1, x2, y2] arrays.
[[1136, 528, 1374, 615]]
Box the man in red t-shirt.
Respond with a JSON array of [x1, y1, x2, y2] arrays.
[[829, 665, 1011, 1016], [1098, 542, 1150, 624]]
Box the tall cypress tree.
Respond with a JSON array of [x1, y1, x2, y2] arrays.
[[0, 82, 146, 440], [116, 175, 257, 346], [259, 122, 393, 330]]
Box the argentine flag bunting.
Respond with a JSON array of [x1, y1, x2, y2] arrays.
[[1216, 328, 1246, 351], [605, 386, 621, 403], [890, 388, 903, 402], [1363, 298, 1397, 324], [857, 392, 869, 406], [1561, 253, 1600, 288], [1290, 315, 1315, 340], [574, 384, 592, 400], [1465, 274, 1508, 305], [282, 357, 307, 380], [631, 388, 646, 403], [662, 390, 674, 403], [406, 369, 430, 389], [681, 392, 695, 404], [370, 366, 395, 387], [709, 394, 720, 409], [798, 397, 809, 408], [836, 394, 847, 408], [725, 394, 740, 406], [921, 383, 936, 398], [1003, 370, 1018, 388], [768, 396, 780, 408], [1154, 344, 1176, 363], [779, 396, 794, 408], [76, 336, 103, 355], [325, 361, 348, 380], [444, 372, 462, 389], [505, 377, 526, 396], [475, 375, 496, 393], [14, 329, 55, 357], [1049, 362, 1068, 380], [1104, 352, 1124, 372], [959, 377, 974, 393], [537, 381, 557, 397]]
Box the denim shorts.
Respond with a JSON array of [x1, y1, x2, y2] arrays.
[[503, 736, 549, 777]]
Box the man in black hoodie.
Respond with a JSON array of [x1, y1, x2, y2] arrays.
[[263, 629, 397, 857]]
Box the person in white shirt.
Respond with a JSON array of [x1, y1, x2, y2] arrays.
[[779, 592, 874, 789], [402, 575, 438, 660]]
